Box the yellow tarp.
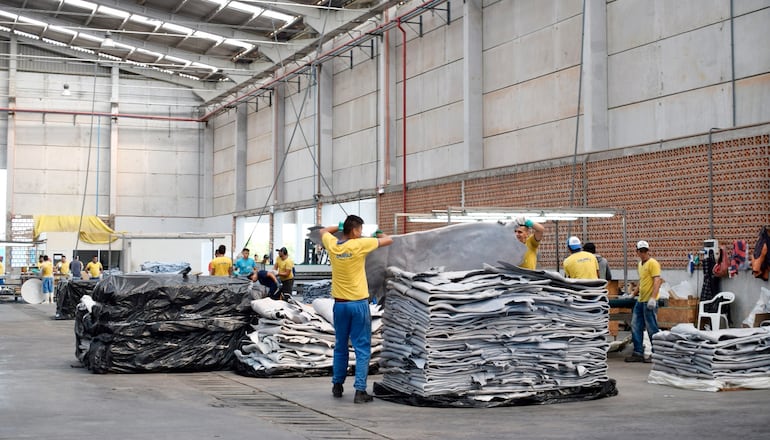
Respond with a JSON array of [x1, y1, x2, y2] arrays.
[[34, 215, 117, 244]]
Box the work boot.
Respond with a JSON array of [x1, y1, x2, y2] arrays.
[[332, 383, 343, 398], [624, 353, 645, 363], [354, 390, 373, 404]]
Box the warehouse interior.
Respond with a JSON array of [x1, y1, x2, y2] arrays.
[[1, 0, 770, 438]]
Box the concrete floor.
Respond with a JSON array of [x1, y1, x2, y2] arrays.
[[1, 300, 768, 440]]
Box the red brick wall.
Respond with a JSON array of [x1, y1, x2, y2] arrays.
[[376, 133, 770, 272]]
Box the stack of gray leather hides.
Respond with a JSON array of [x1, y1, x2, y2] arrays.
[[301, 279, 332, 303], [648, 324, 770, 392], [374, 263, 616, 407], [234, 297, 382, 378], [75, 274, 253, 373]]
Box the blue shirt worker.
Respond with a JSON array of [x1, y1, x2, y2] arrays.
[[234, 248, 257, 278]]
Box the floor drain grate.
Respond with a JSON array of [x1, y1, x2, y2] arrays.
[[185, 373, 390, 440]]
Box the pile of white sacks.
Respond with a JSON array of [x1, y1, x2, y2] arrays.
[[648, 324, 770, 392], [234, 297, 383, 377], [375, 263, 616, 407]]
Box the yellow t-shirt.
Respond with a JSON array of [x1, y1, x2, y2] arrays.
[[58, 261, 71, 275], [519, 235, 540, 270], [85, 261, 102, 278], [637, 258, 662, 302], [563, 251, 599, 279], [209, 256, 233, 276], [275, 257, 294, 281], [322, 233, 379, 301], [41, 261, 54, 278]]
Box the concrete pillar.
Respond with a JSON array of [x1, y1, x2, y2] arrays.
[[199, 123, 211, 217], [109, 65, 119, 216], [5, 36, 17, 218], [378, 8, 398, 188], [235, 101, 248, 211], [272, 84, 285, 208], [316, 63, 333, 200], [463, 0, 483, 171], [583, 0, 609, 152]]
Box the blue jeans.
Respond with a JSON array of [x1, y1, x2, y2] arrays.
[[631, 300, 660, 356], [332, 299, 371, 391], [42, 277, 54, 294]]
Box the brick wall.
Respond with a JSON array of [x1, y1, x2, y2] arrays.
[[376, 133, 770, 272]]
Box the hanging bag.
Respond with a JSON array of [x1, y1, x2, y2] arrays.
[[713, 245, 730, 278]]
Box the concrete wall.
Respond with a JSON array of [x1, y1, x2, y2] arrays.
[[211, 110, 237, 214], [5, 71, 204, 219], [483, 0, 584, 165], [4, 1, 769, 219], [204, 0, 770, 216]]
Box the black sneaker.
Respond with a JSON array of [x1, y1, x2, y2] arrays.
[[354, 390, 373, 404], [332, 383, 343, 398], [624, 353, 645, 363]]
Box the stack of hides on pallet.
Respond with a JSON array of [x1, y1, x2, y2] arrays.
[[301, 279, 332, 303], [75, 274, 253, 373], [234, 297, 382, 378], [373, 263, 617, 407], [648, 324, 770, 392]]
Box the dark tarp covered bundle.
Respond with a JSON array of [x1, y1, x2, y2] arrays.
[[375, 263, 617, 407], [75, 274, 254, 373], [55, 279, 98, 320]]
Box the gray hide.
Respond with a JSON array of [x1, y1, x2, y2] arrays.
[[308, 222, 527, 302]]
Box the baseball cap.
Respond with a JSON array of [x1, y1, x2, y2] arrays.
[[567, 236, 582, 251], [636, 240, 650, 250]]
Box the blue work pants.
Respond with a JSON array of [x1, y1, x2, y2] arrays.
[[332, 299, 371, 391], [630, 300, 660, 356]]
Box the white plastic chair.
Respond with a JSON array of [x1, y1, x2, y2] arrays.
[[697, 291, 735, 330]]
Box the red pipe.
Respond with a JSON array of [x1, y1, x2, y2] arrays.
[[397, 20, 407, 231], [0, 107, 199, 122], [383, 18, 391, 188]]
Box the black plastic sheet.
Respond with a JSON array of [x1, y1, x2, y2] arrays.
[[55, 279, 98, 320], [75, 274, 254, 373], [373, 379, 618, 408]]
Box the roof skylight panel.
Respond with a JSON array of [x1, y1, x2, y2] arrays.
[[64, 0, 97, 14], [162, 22, 193, 36], [97, 5, 130, 20]]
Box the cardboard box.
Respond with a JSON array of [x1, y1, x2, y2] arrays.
[[658, 304, 698, 329], [754, 313, 770, 327], [667, 297, 699, 307]]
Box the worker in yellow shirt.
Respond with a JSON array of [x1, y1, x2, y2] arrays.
[[273, 247, 294, 299], [85, 256, 103, 280], [209, 245, 233, 276], [563, 236, 600, 279], [41, 255, 55, 303], [57, 256, 71, 279]]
